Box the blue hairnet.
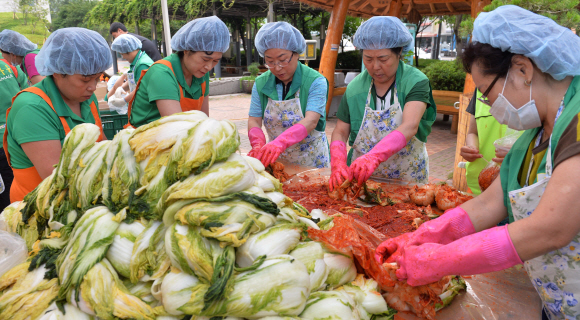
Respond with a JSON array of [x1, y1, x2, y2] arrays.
[[0, 30, 37, 57], [171, 16, 230, 53], [36, 27, 112, 76], [353, 16, 413, 53], [111, 34, 142, 53], [473, 5, 580, 81], [255, 22, 306, 57]]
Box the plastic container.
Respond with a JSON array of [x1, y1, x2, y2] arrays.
[[101, 113, 128, 140]]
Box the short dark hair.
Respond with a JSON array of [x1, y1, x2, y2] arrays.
[[109, 22, 127, 34], [360, 47, 404, 59], [462, 42, 514, 78], [177, 51, 215, 59]]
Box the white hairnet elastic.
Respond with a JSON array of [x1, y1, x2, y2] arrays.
[[171, 16, 230, 53], [255, 22, 306, 57], [0, 29, 37, 57], [111, 34, 142, 53], [473, 5, 580, 81], [36, 28, 112, 76], [353, 16, 413, 53]]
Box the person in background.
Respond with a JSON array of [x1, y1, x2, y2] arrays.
[[0, 29, 44, 85], [329, 16, 436, 190], [5, 27, 109, 203], [376, 6, 580, 319], [0, 47, 28, 210], [125, 16, 229, 127], [108, 34, 154, 108], [247, 22, 330, 169], [460, 89, 509, 195], [109, 22, 162, 61]]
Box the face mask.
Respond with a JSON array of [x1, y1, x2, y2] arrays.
[[489, 70, 542, 130]]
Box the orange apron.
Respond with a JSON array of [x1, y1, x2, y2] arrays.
[[124, 59, 207, 128], [2, 87, 106, 202]]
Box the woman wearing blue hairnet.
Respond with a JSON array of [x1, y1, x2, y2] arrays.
[[4, 27, 109, 203], [107, 34, 154, 108], [328, 16, 436, 191], [0, 29, 44, 85], [125, 16, 230, 128], [247, 22, 330, 169], [375, 6, 580, 319]]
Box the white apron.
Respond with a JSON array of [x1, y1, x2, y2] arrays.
[[351, 82, 429, 184], [263, 89, 330, 168], [508, 103, 580, 319]]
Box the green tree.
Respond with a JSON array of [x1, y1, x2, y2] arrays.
[[29, 0, 50, 34], [440, 15, 469, 61], [342, 16, 362, 51], [51, 0, 99, 30], [460, 0, 580, 37]]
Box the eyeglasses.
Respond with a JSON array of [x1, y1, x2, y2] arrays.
[[477, 73, 503, 106], [265, 53, 294, 69]]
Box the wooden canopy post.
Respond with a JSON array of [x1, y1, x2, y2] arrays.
[[453, 0, 491, 192], [321, 0, 352, 115]]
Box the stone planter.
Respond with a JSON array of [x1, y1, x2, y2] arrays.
[[240, 79, 255, 94]]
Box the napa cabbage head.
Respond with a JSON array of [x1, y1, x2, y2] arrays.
[[37, 302, 96, 320], [0, 262, 60, 320], [70, 259, 157, 320], [69, 141, 110, 210], [341, 274, 390, 320], [323, 250, 357, 289], [299, 289, 360, 320], [54, 123, 101, 190], [165, 223, 223, 282], [159, 268, 209, 316], [222, 255, 310, 318], [130, 221, 171, 283], [106, 220, 146, 278], [56, 206, 120, 299], [105, 129, 140, 211], [236, 223, 305, 268], [289, 241, 329, 292], [165, 118, 239, 183], [160, 153, 256, 209], [173, 198, 277, 247]]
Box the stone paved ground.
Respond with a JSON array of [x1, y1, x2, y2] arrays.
[[210, 94, 457, 183]]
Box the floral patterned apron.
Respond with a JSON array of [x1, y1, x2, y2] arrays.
[[509, 102, 580, 319], [263, 89, 330, 168], [351, 82, 429, 184]]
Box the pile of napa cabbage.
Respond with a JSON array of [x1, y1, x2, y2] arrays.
[[0, 111, 457, 320]]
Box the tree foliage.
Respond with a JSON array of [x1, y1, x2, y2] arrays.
[[85, 0, 233, 26], [51, 0, 98, 30], [460, 0, 580, 38]]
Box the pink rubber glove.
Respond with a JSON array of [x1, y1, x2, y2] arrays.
[[396, 225, 523, 286], [375, 207, 476, 264], [350, 130, 407, 186], [329, 141, 352, 191], [258, 124, 308, 167], [248, 127, 267, 158]]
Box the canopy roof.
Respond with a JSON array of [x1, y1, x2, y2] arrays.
[[294, 0, 470, 18]]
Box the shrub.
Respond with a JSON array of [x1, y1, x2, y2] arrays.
[[336, 50, 362, 70], [423, 60, 465, 92], [247, 62, 260, 78]]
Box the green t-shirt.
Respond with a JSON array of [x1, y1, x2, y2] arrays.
[[0, 61, 29, 137], [337, 79, 431, 124], [7, 76, 101, 169], [130, 53, 210, 127]]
